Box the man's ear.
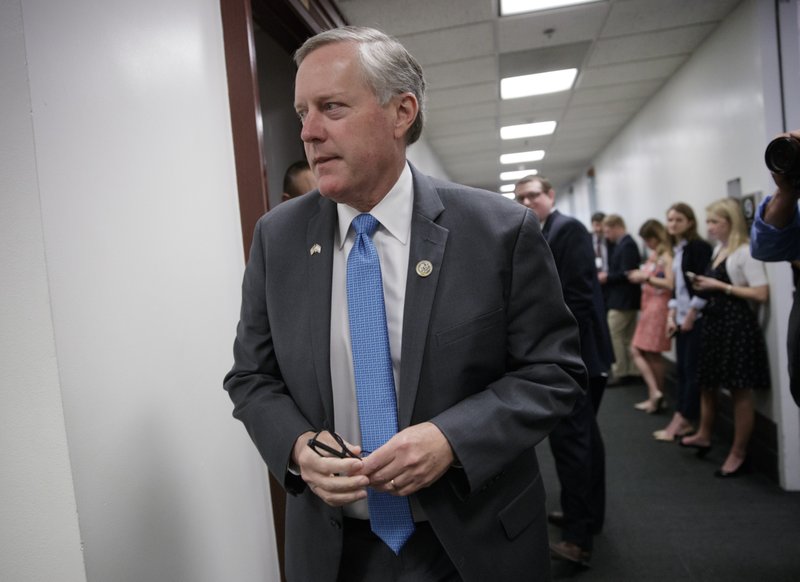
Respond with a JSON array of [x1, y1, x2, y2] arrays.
[[282, 192, 291, 202], [392, 92, 419, 140]]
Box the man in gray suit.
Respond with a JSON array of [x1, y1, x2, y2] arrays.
[[224, 26, 585, 582]]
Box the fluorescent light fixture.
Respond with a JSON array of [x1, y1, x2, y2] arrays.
[[501, 68, 577, 100], [501, 150, 545, 165], [500, 184, 517, 193], [501, 121, 557, 140], [500, 169, 538, 182], [502, 192, 517, 200], [500, 0, 600, 16]]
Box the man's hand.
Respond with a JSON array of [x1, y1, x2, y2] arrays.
[[292, 431, 368, 507], [597, 271, 608, 285], [359, 422, 455, 497]]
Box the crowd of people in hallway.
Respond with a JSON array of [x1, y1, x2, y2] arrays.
[[512, 175, 781, 568], [586, 198, 771, 480]]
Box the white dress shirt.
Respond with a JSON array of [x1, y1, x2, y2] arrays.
[[330, 163, 413, 519]]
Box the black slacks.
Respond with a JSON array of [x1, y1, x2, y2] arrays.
[[548, 378, 606, 549], [337, 518, 461, 582]]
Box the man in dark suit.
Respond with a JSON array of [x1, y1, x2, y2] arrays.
[[224, 27, 585, 582], [515, 176, 614, 566], [599, 214, 642, 384]]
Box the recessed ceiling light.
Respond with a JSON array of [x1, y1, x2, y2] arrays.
[[501, 68, 577, 100], [501, 150, 545, 165], [500, 0, 601, 16], [500, 184, 517, 193], [500, 121, 557, 140], [500, 169, 539, 181]]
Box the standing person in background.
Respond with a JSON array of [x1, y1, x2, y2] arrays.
[[627, 219, 674, 414], [751, 129, 800, 406], [592, 212, 612, 308], [591, 212, 610, 274], [224, 26, 585, 582], [599, 214, 642, 385], [653, 203, 713, 442], [681, 199, 770, 478], [281, 159, 317, 201], [515, 175, 613, 568]]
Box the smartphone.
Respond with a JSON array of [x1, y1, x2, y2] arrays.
[[685, 271, 696, 282]]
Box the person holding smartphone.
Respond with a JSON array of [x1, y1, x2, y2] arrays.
[[652, 203, 713, 442]]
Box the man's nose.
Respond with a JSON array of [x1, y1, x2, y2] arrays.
[[300, 110, 323, 143]]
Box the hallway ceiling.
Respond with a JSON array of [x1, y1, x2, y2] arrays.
[[336, 0, 743, 193]]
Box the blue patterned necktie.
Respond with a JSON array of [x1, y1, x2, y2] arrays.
[[346, 213, 415, 554]]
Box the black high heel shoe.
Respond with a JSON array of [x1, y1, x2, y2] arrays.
[[679, 437, 712, 458], [714, 459, 750, 478]]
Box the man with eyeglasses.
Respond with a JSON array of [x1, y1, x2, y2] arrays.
[[515, 175, 613, 567]]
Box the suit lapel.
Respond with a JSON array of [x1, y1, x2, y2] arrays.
[[307, 196, 337, 427], [542, 210, 559, 242], [398, 167, 448, 428]]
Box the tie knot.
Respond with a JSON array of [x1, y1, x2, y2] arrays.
[[352, 213, 379, 238]]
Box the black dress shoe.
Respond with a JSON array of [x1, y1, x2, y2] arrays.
[[550, 541, 591, 567], [714, 459, 750, 478], [547, 511, 565, 528], [679, 437, 712, 458]]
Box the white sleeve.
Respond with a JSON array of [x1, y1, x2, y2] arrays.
[[736, 245, 769, 287]]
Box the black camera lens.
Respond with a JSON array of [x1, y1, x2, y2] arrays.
[[765, 136, 800, 176]]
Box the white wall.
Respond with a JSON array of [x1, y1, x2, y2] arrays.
[[0, 2, 86, 580], [409, 136, 451, 180], [2, 0, 281, 580], [564, 0, 800, 489]]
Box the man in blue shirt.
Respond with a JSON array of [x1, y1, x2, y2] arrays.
[[751, 129, 800, 405]]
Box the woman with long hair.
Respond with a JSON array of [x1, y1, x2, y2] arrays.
[[680, 198, 770, 477], [627, 220, 674, 413], [653, 203, 713, 441]]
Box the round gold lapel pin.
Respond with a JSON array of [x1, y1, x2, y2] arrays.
[[415, 260, 433, 278]]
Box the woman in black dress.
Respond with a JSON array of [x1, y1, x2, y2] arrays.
[[680, 198, 769, 477]]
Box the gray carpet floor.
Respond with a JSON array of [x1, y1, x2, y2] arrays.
[[538, 381, 800, 581]]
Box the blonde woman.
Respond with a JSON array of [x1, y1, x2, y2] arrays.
[[680, 199, 770, 477], [627, 220, 674, 413]]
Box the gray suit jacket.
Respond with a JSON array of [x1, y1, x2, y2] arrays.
[[224, 165, 585, 582]]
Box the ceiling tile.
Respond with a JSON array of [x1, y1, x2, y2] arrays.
[[601, 0, 742, 36], [570, 79, 663, 105], [588, 23, 716, 67], [579, 55, 686, 87], [337, 0, 493, 37], [497, 3, 609, 53], [398, 22, 495, 66], [426, 82, 498, 110], [425, 57, 499, 91]]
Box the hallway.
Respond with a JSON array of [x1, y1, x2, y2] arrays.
[[540, 381, 800, 581]]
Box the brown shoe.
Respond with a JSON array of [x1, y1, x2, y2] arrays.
[[549, 541, 591, 567]]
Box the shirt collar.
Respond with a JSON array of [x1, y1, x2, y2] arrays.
[[336, 162, 413, 248]]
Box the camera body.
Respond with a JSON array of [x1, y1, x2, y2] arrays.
[[765, 136, 800, 189]]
